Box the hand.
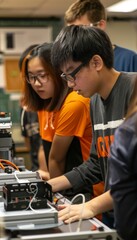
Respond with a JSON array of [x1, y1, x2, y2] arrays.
[[58, 202, 94, 224], [37, 169, 50, 180]]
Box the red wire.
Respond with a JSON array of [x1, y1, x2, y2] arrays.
[[0, 159, 20, 171]]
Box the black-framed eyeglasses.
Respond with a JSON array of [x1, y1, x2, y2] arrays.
[[26, 72, 49, 85], [61, 62, 86, 82]]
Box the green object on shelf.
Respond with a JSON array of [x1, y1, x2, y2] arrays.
[[0, 91, 21, 124], [9, 99, 20, 124], [0, 92, 10, 113]]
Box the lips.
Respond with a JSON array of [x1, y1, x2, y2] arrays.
[[36, 90, 45, 96]]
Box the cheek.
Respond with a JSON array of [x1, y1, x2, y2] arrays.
[[47, 86, 54, 97], [48, 81, 55, 94]]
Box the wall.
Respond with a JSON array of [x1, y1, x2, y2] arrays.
[[0, 17, 64, 91], [0, 27, 52, 54], [0, 18, 62, 126], [107, 19, 137, 52]]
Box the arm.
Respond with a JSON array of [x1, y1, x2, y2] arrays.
[[49, 135, 73, 178], [58, 190, 113, 223], [48, 175, 72, 192], [65, 149, 103, 194], [47, 154, 102, 196], [37, 144, 50, 180], [109, 119, 137, 239], [38, 144, 48, 171], [48, 97, 91, 178]]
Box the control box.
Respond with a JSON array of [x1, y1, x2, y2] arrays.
[[3, 179, 52, 211]]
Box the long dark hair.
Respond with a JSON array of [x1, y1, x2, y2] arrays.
[[22, 42, 71, 111], [19, 44, 38, 71]]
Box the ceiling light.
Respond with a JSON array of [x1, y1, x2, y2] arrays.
[[107, 0, 137, 13]]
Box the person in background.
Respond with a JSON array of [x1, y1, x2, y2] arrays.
[[48, 25, 136, 228], [19, 44, 44, 171], [20, 107, 42, 171], [64, 0, 137, 72], [22, 42, 92, 199], [109, 76, 137, 240]]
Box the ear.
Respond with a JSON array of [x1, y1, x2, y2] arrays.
[[89, 55, 103, 71], [98, 20, 106, 31]]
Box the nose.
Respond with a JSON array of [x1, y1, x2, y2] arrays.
[[34, 78, 42, 86]]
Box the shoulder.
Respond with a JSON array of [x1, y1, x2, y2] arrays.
[[59, 92, 90, 118], [118, 72, 137, 86], [63, 91, 90, 108], [65, 91, 90, 103], [114, 45, 137, 71], [114, 45, 136, 56], [115, 112, 137, 137]]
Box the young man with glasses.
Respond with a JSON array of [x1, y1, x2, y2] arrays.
[[48, 25, 136, 228], [64, 0, 137, 72], [63, 0, 137, 204]]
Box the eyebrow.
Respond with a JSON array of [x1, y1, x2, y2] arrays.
[[28, 70, 46, 74]]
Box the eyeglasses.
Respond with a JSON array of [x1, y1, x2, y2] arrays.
[[61, 62, 86, 82], [26, 72, 49, 84], [90, 21, 100, 27]]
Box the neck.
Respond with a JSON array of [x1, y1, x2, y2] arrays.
[[100, 69, 120, 100]]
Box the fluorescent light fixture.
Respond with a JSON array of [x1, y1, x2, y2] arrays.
[[107, 0, 137, 12]]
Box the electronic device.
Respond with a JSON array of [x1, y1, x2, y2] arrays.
[[0, 201, 60, 232], [9, 217, 117, 240], [18, 230, 117, 240], [0, 112, 25, 171], [3, 179, 53, 211], [0, 171, 40, 198], [0, 112, 12, 161]]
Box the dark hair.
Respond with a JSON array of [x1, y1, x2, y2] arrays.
[[126, 76, 137, 119], [22, 42, 70, 112], [18, 44, 38, 71], [51, 25, 113, 70], [64, 0, 107, 24]]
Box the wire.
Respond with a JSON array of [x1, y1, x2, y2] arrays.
[[0, 162, 5, 170], [27, 183, 39, 213], [10, 173, 55, 213], [14, 171, 21, 183], [26, 183, 55, 213], [68, 193, 85, 233], [0, 159, 19, 171]]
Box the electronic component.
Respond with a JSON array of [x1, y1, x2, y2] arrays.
[[0, 171, 40, 198], [3, 179, 53, 211], [0, 201, 59, 231], [0, 112, 12, 161], [0, 112, 25, 171]]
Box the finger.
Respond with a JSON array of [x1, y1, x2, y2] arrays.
[[58, 208, 70, 218], [59, 213, 80, 223], [59, 213, 70, 221], [59, 209, 79, 222], [58, 204, 69, 211], [64, 215, 79, 224]]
